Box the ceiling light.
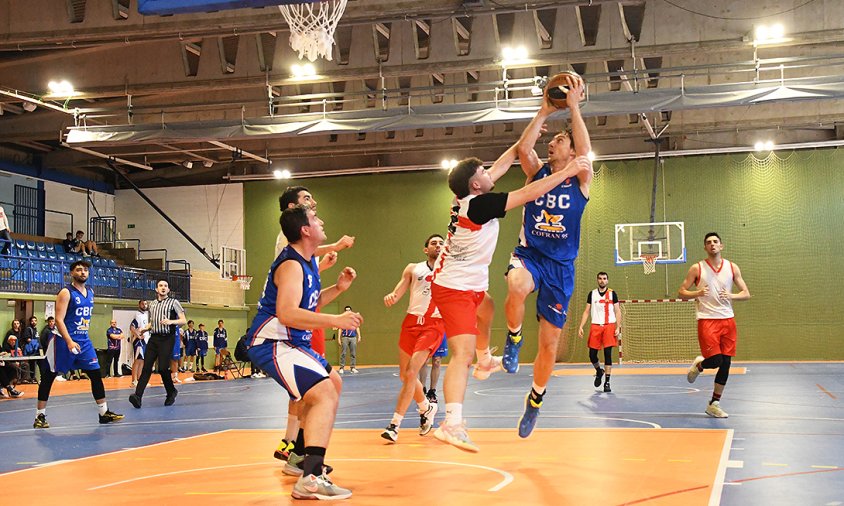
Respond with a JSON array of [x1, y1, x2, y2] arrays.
[[501, 46, 529, 65], [291, 63, 316, 78], [753, 23, 786, 44], [754, 140, 774, 152], [441, 159, 458, 170], [22, 102, 37, 112], [273, 169, 291, 179], [202, 161, 214, 168], [587, 151, 596, 161], [182, 161, 193, 169], [47, 80, 76, 97]]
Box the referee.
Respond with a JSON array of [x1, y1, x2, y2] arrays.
[[129, 279, 186, 408]]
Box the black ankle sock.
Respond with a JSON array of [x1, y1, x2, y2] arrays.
[[303, 446, 326, 477], [604, 374, 611, 384], [530, 388, 544, 402], [294, 429, 305, 454]]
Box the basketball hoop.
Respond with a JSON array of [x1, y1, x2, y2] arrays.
[[279, 0, 348, 62], [641, 254, 659, 275], [232, 274, 253, 290]]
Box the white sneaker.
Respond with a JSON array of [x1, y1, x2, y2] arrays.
[[433, 421, 479, 452], [687, 356, 704, 383], [55, 376, 67, 382], [419, 402, 438, 436], [705, 401, 729, 418], [173, 377, 182, 383], [381, 424, 398, 443], [472, 355, 503, 380], [338, 368, 345, 375], [351, 367, 359, 374], [292, 473, 352, 500]]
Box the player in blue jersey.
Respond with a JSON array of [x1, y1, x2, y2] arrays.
[[247, 204, 361, 500], [33, 260, 124, 428], [502, 76, 593, 438]]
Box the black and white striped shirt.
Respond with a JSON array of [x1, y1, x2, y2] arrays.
[[148, 296, 185, 335]]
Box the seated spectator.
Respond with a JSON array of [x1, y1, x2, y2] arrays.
[[0, 360, 24, 398], [62, 232, 78, 254], [1, 334, 29, 384], [73, 230, 99, 257], [3, 319, 22, 348], [0, 205, 11, 256]]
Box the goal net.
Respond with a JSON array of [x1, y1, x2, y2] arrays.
[[619, 299, 698, 362]]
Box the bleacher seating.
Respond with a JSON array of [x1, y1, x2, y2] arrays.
[[0, 237, 190, 301]]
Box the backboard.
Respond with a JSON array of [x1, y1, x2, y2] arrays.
[[615, 221, 686, 265]]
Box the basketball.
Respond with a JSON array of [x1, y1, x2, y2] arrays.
[[545, 71, 582, 109]]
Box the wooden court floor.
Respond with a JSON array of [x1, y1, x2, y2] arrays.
[[1, 428, 730, 505]]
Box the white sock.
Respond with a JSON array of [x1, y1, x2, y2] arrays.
[[507, 325, 522, 335], [531, 382, 546, 396], [36, 408, 46, 416], [444, 403, 462, 426], [417, 399, 430, 414], [476, 348, 491, 365], [390, 413, 403, 427], [97, 402, 108, 415]]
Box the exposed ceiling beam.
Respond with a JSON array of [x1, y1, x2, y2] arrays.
[[207, 140, 268, 164]]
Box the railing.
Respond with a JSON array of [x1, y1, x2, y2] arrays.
[[0, 201, 74, 237], [90, 216, 116, 244], [0, 253, 190, 302], [139, 248, 168, 264]]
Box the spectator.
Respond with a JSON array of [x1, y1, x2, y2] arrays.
[[105, 320, 124, 378], [213, 319, 228, 371], [73, 230, 99, 257], [3, 319, 22, 348], [0, 206, 11, 256], [1, 334, 29, 383], [0, 362, 24, 398], [62, 233, 78, 255], [22, 316, 40, 382]]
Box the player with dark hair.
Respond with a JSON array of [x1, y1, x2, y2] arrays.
[[679, 232, 751, 418]]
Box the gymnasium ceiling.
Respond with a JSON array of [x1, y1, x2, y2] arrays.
[[2, 0, 844, 188]]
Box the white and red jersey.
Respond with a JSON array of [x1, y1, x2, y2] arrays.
[[406, 261, 440, 318], [588, 288, 618, 325], [695, 258, 735, 320], [433, 194, 505, 292]]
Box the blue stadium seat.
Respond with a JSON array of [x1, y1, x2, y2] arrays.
[[36, 242, 46, 252], [107, 259, 117, 268], [25, 241, 36, 251], [15, 239, 26, 250], [26, 250, 36, 258], [37, 250, 48, 259], [56, 244, 66, 254], [48, 252, 57, 260]]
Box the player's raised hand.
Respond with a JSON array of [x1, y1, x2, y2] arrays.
[[384, 292, 399, 307], [566, 79, 585, 109], [320, 251, 338, 270], [335, 310, 363, 330], [336, 235, 355, 251], [336, 267, 357, 291]]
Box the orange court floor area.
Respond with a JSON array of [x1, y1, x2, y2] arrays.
[[2, 428, 731, 505]]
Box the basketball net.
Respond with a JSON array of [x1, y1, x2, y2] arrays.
[[641, 254, 658, 275], [232, 275, 252, 290], [279, 0, 348, 62]]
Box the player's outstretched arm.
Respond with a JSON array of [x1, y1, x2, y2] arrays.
[[566, 81, 591, 157], [517, 101, 557, 179], [384, 263, 414, 307], [505, 155, 592, 211], [274, 261, 346, 329], [316, 235, 355, 256], [678, 263, 707, 299], [728, 263, 751, 301]]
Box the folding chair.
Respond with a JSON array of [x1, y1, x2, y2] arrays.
[[218, 349, 246, 379]]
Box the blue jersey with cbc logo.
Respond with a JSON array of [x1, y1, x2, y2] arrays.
[[63, 283, 94, 342], [248, 245, 320, 348], [519, 163, 588, 261]]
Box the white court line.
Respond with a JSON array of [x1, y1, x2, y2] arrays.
[[727, 460, 744, 468], [89, 458, 513, 493], [0, 429, 232, 477], [709, 428, 734, 506]]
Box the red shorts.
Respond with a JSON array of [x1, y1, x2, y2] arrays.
[[697, 318, 737, 358], [398, 314, 446, 356], [588, 323, 617, 349], [311, 328, 326, 358], [431, 283, 485, 337]]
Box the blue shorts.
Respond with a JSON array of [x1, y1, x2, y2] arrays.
[[509, 246, 576, 329], [433, 334, 448, 358], [247, 340, 330, 401], [171, 337, 181, 361], [198, 343, 208, 356], [185, 341, 196, 356], [46, 335, 99, 374], [214, 339, 227, 350], [133, 339, 146, 360]]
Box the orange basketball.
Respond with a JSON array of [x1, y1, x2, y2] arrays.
[[545, 71, 582, 109]]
